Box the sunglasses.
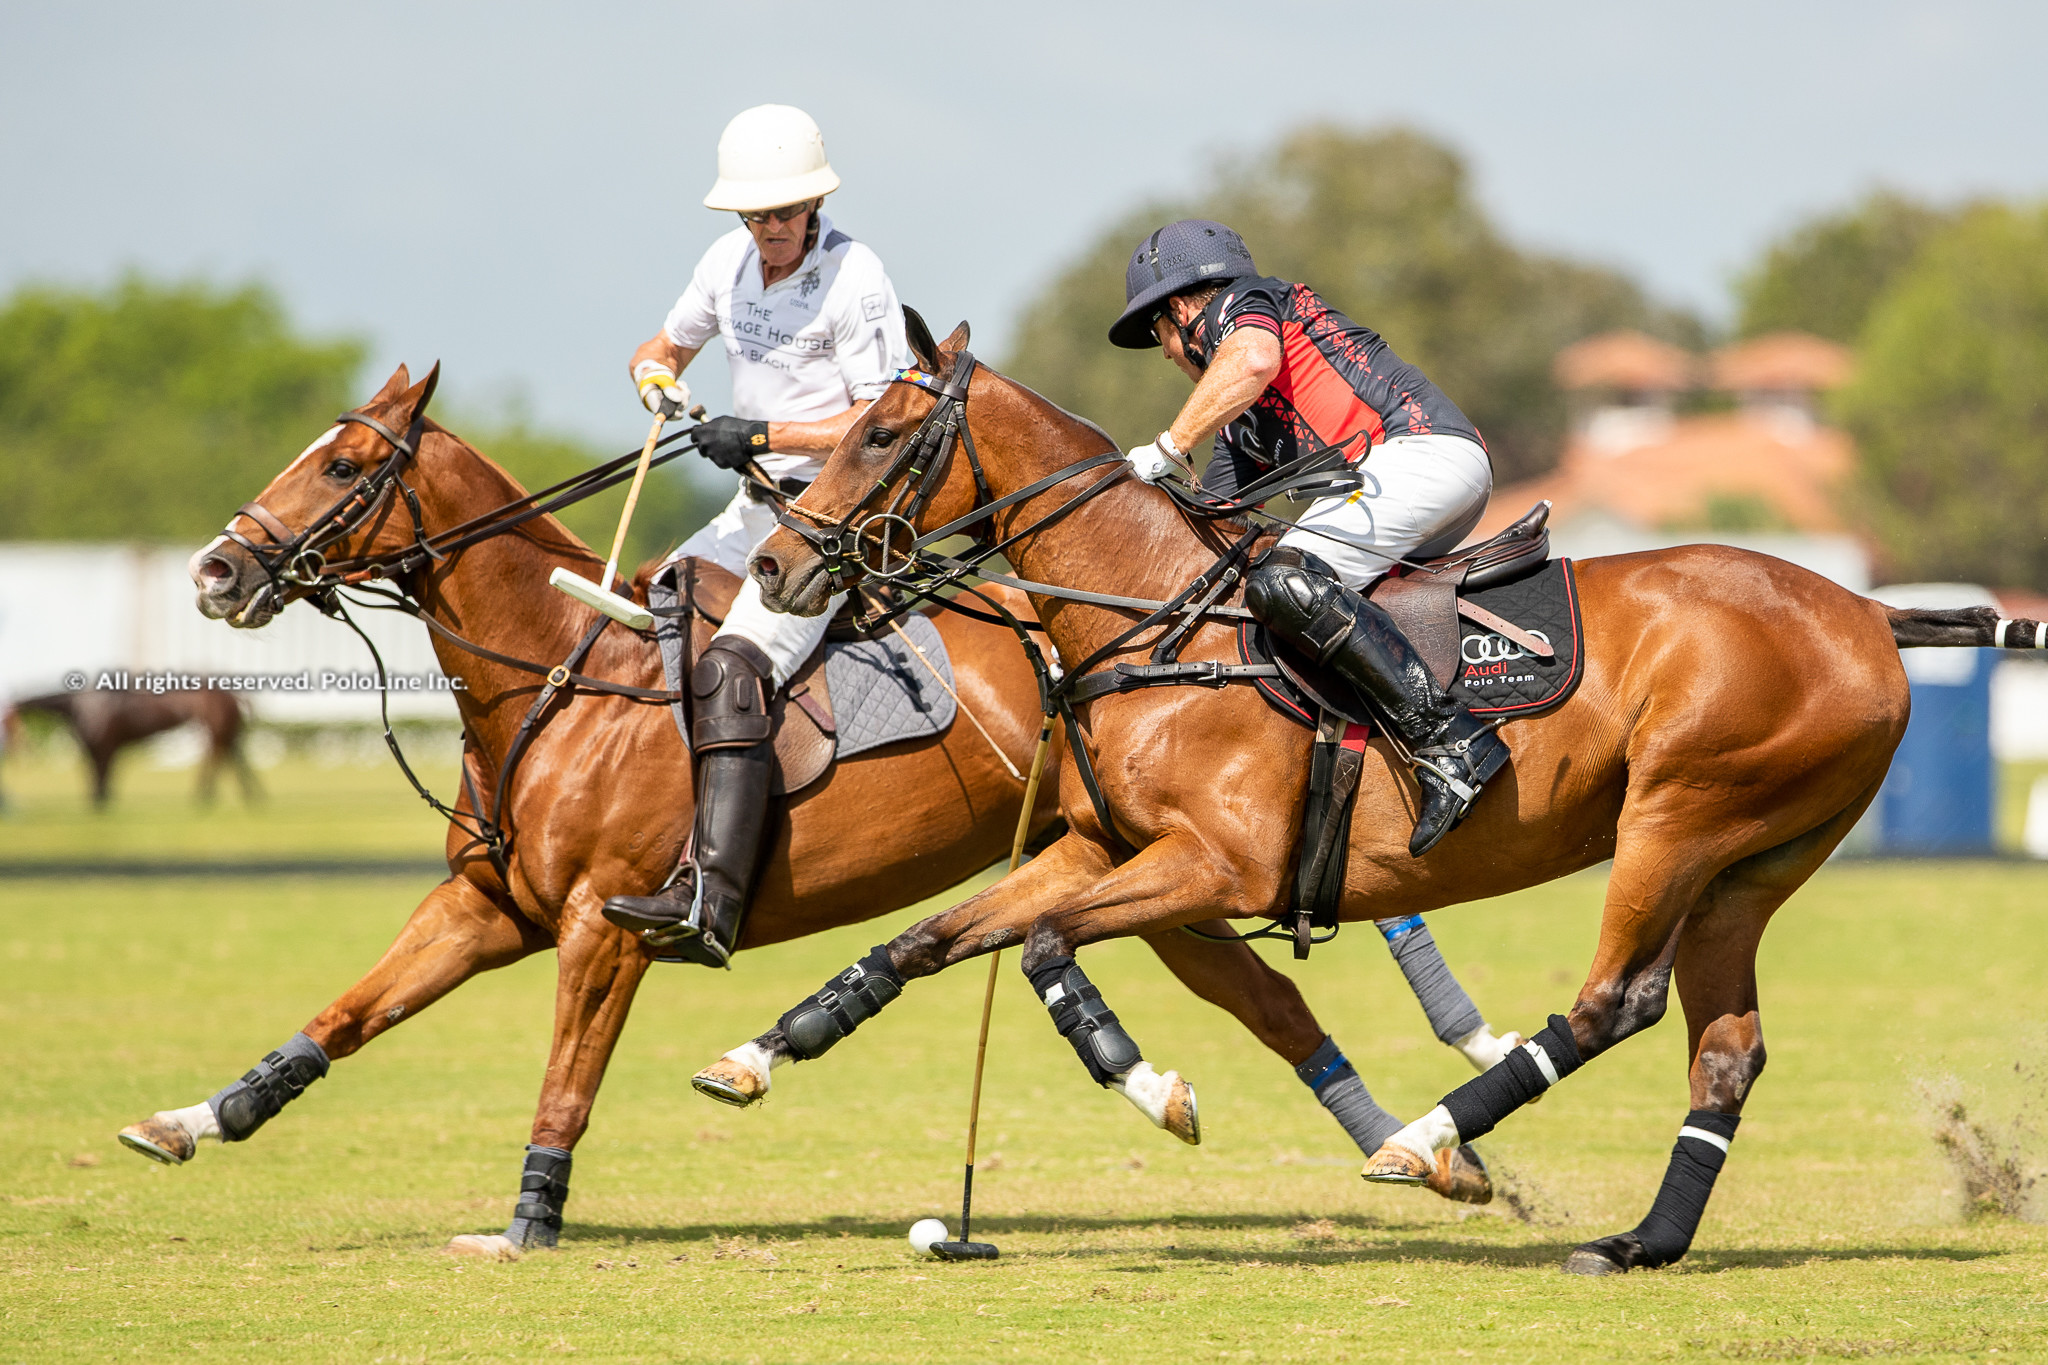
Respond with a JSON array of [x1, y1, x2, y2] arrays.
[[736, 201, 815, 226]]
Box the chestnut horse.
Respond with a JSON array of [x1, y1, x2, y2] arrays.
[[717, 322, 1999, 1274], [115, 364, 1499, 1257]]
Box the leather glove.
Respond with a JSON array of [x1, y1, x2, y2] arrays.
[[696, 416, 771, 471], [1126, 430, 1188, 484], [634, 361, 691, 419]]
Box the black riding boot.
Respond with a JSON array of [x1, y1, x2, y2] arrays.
[[1245, 547, 1508, 857], [602, 637, 776, 968]]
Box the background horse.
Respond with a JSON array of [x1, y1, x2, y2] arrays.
[[116, 363, 1500, 1259], [10, 687, 258, 807], [725, 321, 2012, 1275]]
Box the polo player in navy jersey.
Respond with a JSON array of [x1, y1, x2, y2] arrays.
[[1110, 219, 1504, 857]]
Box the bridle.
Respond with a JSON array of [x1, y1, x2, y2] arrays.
[[218, 409, 436, 622]]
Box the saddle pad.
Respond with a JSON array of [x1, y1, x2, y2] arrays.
[[1238, 558, 1583, 726], [823, 613, 958, 759]]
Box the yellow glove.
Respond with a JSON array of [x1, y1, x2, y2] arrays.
[[633, 360, 691, 418]]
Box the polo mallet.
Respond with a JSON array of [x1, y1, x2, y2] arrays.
[[930, 715, 1054, 1262], [548, 402, 705, 629]]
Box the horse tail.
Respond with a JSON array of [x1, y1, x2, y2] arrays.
[[1886, 604, 2048, 650]]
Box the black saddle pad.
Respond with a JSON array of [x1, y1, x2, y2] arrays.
[[1238, 558, 1584, 728]]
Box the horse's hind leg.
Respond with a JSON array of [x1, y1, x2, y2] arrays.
[[1145, 925, 1494, 1203], [116, 876, 539, 1166], [1563, 790, 1872, 1275], [449, 901, 649, 1259]]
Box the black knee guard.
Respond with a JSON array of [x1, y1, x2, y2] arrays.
[[1245, 547, 1355, 660], [507, 1144, 573, 1249], [1027, 956, 1143, 1086], [209, 1032, 329, 1143], [1440, 1014, 1582, 1142], [777, 946, 904, 1060]]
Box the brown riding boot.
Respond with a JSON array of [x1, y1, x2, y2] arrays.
[[603, 637, 776, 968]]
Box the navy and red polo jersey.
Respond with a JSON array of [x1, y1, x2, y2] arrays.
[[1189, 277, 1481, 499]]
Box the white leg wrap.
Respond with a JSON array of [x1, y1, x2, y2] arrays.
[[1452, 1026, 1524, 1073], [1110, 1062, 1173, 1128], [167, 1100, 223, 1145], [722, 1042, 781, 1095], [1386, 1103, 1462, 1161]]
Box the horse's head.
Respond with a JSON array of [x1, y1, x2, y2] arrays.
[[190, 362, 441, 628], [752, 316, 991, 617]]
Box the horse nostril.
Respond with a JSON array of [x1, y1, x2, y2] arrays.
[[754, 555, 781, 581], [199, 556, 233, 586]]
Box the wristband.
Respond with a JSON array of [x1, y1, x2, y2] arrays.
[[1157, 430, 1185, 462]]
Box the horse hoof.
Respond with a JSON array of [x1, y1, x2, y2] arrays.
[[117, 1115, 195, 1166], [692, 1056, 766, 1108], [1163, 1074, 1200, 1146], [445, 1233, 522, 1262], [1361, 1141, 1433, 1185], [1562, 1232, 1650, 1275], [1425, 1143, 1493, 1204]]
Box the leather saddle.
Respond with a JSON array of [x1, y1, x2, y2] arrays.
[[1256, 501, 1555, 723], [672, 559, 843, 797]]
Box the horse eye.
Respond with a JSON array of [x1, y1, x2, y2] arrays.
[[325, 458, 360, 481], [864, 428, 897, 450]]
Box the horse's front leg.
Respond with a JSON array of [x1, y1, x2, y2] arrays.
[[692, 829, 1260, 1147], [117, 875, 541, 1166], [448, 895, 649, 1259]]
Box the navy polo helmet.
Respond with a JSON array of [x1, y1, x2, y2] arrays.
[[1108, 219, 1259, 349]]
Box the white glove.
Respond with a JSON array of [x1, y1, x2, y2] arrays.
[[1126, 430, 1186, 484], [634, 361, 691, 417]]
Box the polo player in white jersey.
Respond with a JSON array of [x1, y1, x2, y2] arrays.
[[601, 104, 908, 968]]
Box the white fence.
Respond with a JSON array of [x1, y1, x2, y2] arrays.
[[0, 543, 458, 723]]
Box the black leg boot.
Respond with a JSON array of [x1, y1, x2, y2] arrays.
[[602, 637, 776, 968], [1246, 547, 1509, 857]]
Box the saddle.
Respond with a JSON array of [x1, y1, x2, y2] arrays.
[[1233, 502, 1584, 956]]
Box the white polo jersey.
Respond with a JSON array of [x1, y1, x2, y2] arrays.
[[663, 214, 908, 482]]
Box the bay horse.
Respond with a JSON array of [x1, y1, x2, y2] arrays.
[[718, 321, 2013, 1274], [11, 687, 258, 807], [114, 363, 1503, 1258]]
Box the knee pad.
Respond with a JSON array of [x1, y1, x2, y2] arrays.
[[777, 946, 904, 1060], [692, 637, 774, 750], [512, 1144, 573, 1241], [1027, 956, 1143, 1086], [210, 1032, 329, 1143], [1245, 548, 1355, 660]]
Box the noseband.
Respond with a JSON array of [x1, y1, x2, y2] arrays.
[[217, 409, 436, 612], [774, 349, 994, 592]]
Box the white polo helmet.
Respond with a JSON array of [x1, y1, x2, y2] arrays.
[[702, 105, 841, 212]]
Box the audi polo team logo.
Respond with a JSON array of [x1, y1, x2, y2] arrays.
[[1461, 629, 1552, 665]]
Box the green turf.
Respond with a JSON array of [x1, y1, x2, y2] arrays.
[[5, 856, 2047, 1362]]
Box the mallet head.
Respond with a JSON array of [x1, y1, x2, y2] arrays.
[[549, 566, 654, 630], [930, 1239, 999, 1261]]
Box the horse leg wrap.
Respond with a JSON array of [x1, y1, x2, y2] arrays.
[[777, 946, 904, 1060], [1295, 1034, 1401, 1154], [1028, 956, 1143, 1086], [1439, 1014, 1581, 1142], [208, 1032, 329, 1143], [505, 1144, 573, 1250], [1573, 1110, 1740, 1272], [1377, 915, 1486, 1046]]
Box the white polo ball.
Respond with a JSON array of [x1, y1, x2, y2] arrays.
[[908, 1218, 950, 1256]]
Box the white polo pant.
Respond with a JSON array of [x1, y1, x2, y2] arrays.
[[669, 486, 845, 689], [1277, 433, 1493, 590]]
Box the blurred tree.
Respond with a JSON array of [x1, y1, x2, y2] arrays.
[[1734, 190, 1961, 343], [1003, 125, 1698, 485], [0, 274, 366, 542], [1836, 204, 2048, 589], [0, 273, 707, 569]]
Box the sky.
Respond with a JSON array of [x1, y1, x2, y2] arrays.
[[4, 1, 2045, 451]]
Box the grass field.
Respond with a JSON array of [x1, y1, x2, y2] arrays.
[[5, 752, 2048, 1361]]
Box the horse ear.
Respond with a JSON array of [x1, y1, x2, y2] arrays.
[[386, 361, 442, 427], [368, 363, 412, 405], [942, 320, 971, 353], [903, 306, 941, 372]]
